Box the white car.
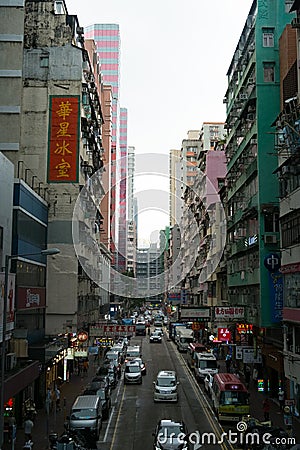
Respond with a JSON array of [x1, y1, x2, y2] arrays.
[[150, 332, 162, 343], [154, 328, 163, 336], [153, 370, 179, 402], [204, 373, 214, 397]]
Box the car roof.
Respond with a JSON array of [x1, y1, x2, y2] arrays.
[[158, 419, 185, 427], [157, 370, 176, 377], [126, 360, 140, 366]]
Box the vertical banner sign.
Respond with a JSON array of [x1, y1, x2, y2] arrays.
[[47, 96, 80, 183], [268, 271, 283, 323], [0, 273, 16, 342]]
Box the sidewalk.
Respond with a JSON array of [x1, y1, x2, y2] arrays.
[[218, 359, 300, 444], [4, 356, 99, 450]]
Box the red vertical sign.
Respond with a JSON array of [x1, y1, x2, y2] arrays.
[[48, 96, 80, 183]]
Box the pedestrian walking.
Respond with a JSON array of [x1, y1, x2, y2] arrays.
[[262, 397, 270, 421], [213, 347, 219, 360], [83, 359, 89, 375], [78, 359, 84, 375], [245, 365, 251, 387], [45, 387, 52, 414], [252, 367, 258, 389], [24, 417, 34, 440], [55, 386, 61, 411], [225, 354, 232, 372], [7, 412, 16, 443], [278, 388, 285, 411]]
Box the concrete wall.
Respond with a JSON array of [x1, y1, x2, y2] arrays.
[[0, 152, 14, 266]]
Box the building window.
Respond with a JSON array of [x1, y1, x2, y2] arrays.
[[40, 56, 49, 68], [54, 1, 66, 14], [263, 63, 275, 82], [264, 212, 279, 232], [262, 29, 274, 47], [281, 211, 300, 247]]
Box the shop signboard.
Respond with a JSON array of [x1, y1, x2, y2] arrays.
[[180, 308, 210, 320], [215, 306, 245, 320], [217, 327, 231, 342], [0, 272, 15, 341], [242, 348, 262, 364]]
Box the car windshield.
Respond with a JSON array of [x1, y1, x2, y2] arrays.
[[199, 360, 218, 369], [125, 365, 140, 373], [71, 408, 97, 419], [220, 391, 249, 406], [180, 337, 193, 343], [96, 390, 106, 400], [106, 353, 118, 361], [157, 377, 176, 387], [158, 425, 185, 438], [127, 351, 139, 357]]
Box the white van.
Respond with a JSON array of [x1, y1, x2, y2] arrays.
[[153, 370, 179, 402], [125, 345, 141, 362], [175, 328, 194, 352], [69, 395, 102, 441], [194, 352, 218, 382]]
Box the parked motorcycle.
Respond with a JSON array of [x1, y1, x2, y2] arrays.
[[23, 439, 34, 450], [48, 431, 88, 450]]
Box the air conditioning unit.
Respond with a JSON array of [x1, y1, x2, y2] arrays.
[[223, 97, 228, 104], [6, 353, 17, 370], [240, 94, 248, 100], [250, 139, 257, 145], [264, 235, 277, 245], [76, 26, 84, 35], [292, 17, 300, 28], [247, 113, 255, 121], [248, 78, 255, 85]]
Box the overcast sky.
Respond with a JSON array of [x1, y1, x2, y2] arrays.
[[67, 0, 253, 245]]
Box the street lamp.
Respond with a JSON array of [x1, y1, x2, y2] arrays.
[[0, 248, 60, 450]]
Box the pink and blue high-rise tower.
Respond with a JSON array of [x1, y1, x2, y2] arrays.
[[84, 24, 128, 271]]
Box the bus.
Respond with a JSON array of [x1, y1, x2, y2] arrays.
[[211, 373, 250, 422], [187, 343, 207, 370]]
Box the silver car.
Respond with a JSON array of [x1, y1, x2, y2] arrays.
[[124, 360, 142, 384]]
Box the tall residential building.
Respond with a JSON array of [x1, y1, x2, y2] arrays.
[[275, 1, 300, 417], [180, 130, 200, 188], [0, 0, 112, 427], [169, 149, 182, 227], [84, 24, 121, 258], [127, 146, 137, 274], [85, 39, 112, 251], [118, 107, 128, 273], [198, 122, 225, 162], [224, 0, 294, 398], [136, 244, 164, 301]]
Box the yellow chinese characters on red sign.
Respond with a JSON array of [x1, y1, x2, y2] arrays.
[[48, 96, 80, 182]]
